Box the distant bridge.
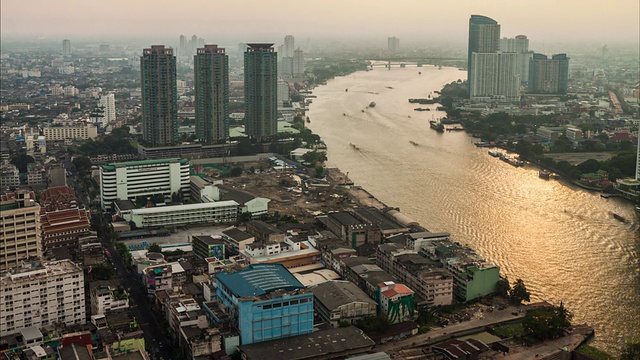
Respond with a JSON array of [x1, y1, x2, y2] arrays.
[[367, 57, 466, 69]]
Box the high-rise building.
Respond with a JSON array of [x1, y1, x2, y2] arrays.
[[293, 48, 304, 77], [179, 35, 187, 57], [99, 93, 116, 124], [195, 45, 229, 144], [0, 259, 85, 336], [244, 44, 278, 142], [468, 15, 500, 90], [284, 35, 295, 58], [277, 80, 290, 106], [140, 45, 178, 146], [388, 37, 400, 53], [62, 39, 71, 55], [500, 35, 532, 84], [470, 52, 520, 101], [191, 35, 198, 54], [0, 190, 42, 272], [527, 53, 570, 94]]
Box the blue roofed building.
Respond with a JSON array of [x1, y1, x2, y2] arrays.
[[214, 263, 313, 345]]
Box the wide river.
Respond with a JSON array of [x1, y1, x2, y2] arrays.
[[307, 65, 639, 353]]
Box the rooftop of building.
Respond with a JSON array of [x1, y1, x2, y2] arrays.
[[354, 207, 406, 231], [101, 158, 187, 170], [1, 259, 82, 283], [217, 184, 260, 205], [130, 200, 239, 215], [408, 231, 451, 240], [246, 220, 283, 235], [215, 263, 304, 298], [192, 235, 223, 246], [222, 227, 254, 241], [379, 282, 414, 298], [326, 211, 363, 226], [238, 326, 374, 360], [307, 281, 376, 311], [114, 199, 136, 211]]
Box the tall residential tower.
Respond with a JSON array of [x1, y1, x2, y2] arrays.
[[467, 15, 500, 91], [195, 45, 229, 144], [140, 45, 178, 146], [244, 44, 278, 142], [527, 53, 570, 94]]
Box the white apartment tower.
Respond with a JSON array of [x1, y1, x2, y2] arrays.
[[284, 35, 295, 57], [293, 48, 305, 77], [0, 191, 42, 272], [99, 158, 190, 210], [0, 260, 85, 336], [470, 52, 520, 101], [99, 93, 116, 124]]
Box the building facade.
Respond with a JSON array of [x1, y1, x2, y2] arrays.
[[500, 35, 532, 84], [195, 45, 229, 144], [43, 124, 98, 141], [307, 281, 377, 327], [388, 37, 400, 53], [528, 53, 570, 94], [470, 52, 520, 101], [293, 48, 304, 77], [0, 260, 85, 337], [125, 201, 238, 228], [244, 44, 278, 142], [0, 191, 42, 272], [40, 208, 91, 252], [99, 158, 190, 210], [214, 264, 314, 345], [468, 15, 500, 91], [141, 45, 178, 146]]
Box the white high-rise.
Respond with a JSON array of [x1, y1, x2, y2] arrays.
[[99, 93, 116, 124], [470, 52, 520, 101], [500, 35, 532, 85], [284, 35, 295, 58], [293, 48, 304, 77]]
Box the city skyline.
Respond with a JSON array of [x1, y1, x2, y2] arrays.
[[2, 0, 638, 44]]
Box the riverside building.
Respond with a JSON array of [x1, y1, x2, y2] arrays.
[[99, 158, 189, 210], [0, 259, 85, 337]]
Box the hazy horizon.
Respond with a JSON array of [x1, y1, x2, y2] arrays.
[[2, 0, 639, 46]]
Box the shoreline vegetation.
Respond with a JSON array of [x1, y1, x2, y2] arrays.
[[431, 80, 638, 203]]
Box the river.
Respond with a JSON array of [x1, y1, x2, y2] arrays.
[[306, 65, 640, 353]]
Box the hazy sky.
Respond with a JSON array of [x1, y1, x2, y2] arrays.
[[2, 0, 639, 44]]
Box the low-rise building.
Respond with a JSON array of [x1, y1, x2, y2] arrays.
[[214, 264, 314, 345], [125, 201, 239, 228], [221, 227, 255, 254], [306, 280, 377, 327], [245, 220, 285, 243], [376, 281, 415, 324], [142, 262, 186, 296], [192, 235, 225, 260], [43, 124, 97, 141], [90, 280, 130, 315], [240, 239, 321, 269], [40, 207, 91, 253]]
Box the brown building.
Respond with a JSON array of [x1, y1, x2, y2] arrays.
[[41, 208, 91, 252]]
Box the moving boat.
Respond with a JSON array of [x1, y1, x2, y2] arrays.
[[369, 102, 376, 108], [350, 143, 360, 150], [429, 120, 444, 132], [409, 141, 419, 146], [539, 170, 550, 179], [611, 212, 628, 223], [488, 150, 501, 157]]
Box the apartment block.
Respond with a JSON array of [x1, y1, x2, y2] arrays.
[[1, 191, 42, 272], [0, 259, 85, 337]]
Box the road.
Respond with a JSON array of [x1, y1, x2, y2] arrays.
[[99, 216, 175, 360], [375, 305, 527, 354]]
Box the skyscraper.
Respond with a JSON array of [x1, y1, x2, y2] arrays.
[[470, 52, 520, 101], [62, 39, 71, 55], [500, 35, 532, 85], [284, 35, 295, 58], [244, 44, 277, 142], [179, 35, 187, 57], [191, 35, 198, 54], [388, 37, 400, 53], [468, 15, 500, 90], [527, 53, 570, 94], [195, 45, 229, 144], [140, 45, 178, 146], [293, 48, 305, 77]]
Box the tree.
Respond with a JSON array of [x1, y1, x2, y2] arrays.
[[620, 342, 640, 360], [315, 166, 325, 178], [148, 243, 162, 253], [522, 304, 572, 340], [90, 264, 115, 280], [229, 166, 243, 177], [508, 278, 531, 305], [495, 278, 511, 297], [356, 314, 390, 335], [10, 154, 35, 173], [577, 159, 601, 174], [73, 156, 93, 175]]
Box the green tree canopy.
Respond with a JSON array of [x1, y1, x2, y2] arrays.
[[522, 304, 572, 340], [148, 243, 162, 253], [508, 278, 531, 305]]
